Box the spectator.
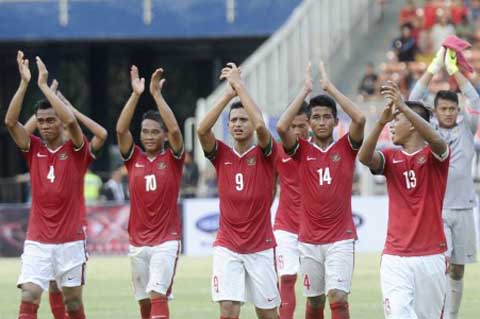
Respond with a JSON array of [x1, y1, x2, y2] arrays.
[[470, 0, 480, 22], [181, 151, 199, 198], [455, 14, 475, 42], [423, 0, 440, 30], [392, 23, 418, 62], [450, 0, 469, 25], [84, 169, 103, 204], [399, 0, 418, 26], [431, 11, 456, 51], [101, 164, 127, 202], [358, 62, 379, 98]]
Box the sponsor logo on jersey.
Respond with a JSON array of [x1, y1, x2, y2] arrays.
[[392, 159, 404, 164], [135, 163, 145, 168], [330, 152, 341, 162], [306, 156, 317, 161], [281, 157, 292, 163], [158, 162, 166, 170], [247, 157, 256, 166], [59, 152, 68, 160], [36, 152, 47, 158]]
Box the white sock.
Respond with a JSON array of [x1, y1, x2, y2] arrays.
[[449, 277, 464, 319]]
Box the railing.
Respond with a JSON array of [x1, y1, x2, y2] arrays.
[[191, 0, 382, 170]]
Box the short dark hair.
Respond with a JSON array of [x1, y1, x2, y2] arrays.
[[297, 101, 309, 117], [434, 90, 458, 108], [34, 99, 53, 115], [405, 100, 431, 122], [142, 110, 166, 131], [308, 94, 337, 118], [228, 101, 244, 119]]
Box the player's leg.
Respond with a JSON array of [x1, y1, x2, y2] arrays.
[[17, 241, 53, 319], [56, 240, 88, 319], [447, 208, 477, 319], [299, 242, 326, 319], [274, 230, 300, 319], [380, 254, 417, 318], [212, 246, 245, 319], [244, 248, 280, 319], [129, 245, 151, 319], [325, 239, 355, 319], [443, 209, 454, 318], [413, 254, 447, 319], [147, 240, 181, 319], [49, 280, 66, 319]]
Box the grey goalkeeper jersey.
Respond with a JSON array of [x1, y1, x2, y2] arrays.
[[410, 82, 477, 209]]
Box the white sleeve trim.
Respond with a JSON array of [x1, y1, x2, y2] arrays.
[[89, 144, 97, 160], [122, 144, 135, 162], [73, 140, 85, 152], [431, 147, 450, 162], [170, 145, 185, 160]]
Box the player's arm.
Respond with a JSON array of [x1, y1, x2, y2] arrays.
[[24, 115, 37, 135], [56, 88, 108, 154], [383, 81, 448, 158], [319, 61, 365, 146], [149, 68, 183, 156], [358, 103, 394, 173], [36, 56, 84, 148], [449, 67, 480, 134], [4, 51, 31, 151], [276, 63, 313, 152], [196, 84, 236, 156], [221, 63, 271, 150], [409, 47, 445, 101], [116, 65, 144, 157]]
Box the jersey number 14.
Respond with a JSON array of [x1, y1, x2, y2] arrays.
[[317, 167, 332, 186]]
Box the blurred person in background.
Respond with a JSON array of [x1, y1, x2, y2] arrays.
[[180, 151, 199, 198], [392, 23, 418, 62], [358, 62, 379, 98], [101, 164, 127, 202]]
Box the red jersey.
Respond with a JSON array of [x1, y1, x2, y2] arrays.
[[379, 146, 449, 256], [210, 140, 277, 254], [125, 145, 184, 246], [23, 135, 93, 243], [292, 134, 358, 244], [274, 142, 302, 234]]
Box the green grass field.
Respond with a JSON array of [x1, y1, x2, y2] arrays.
[[1, 253, 479, 318]]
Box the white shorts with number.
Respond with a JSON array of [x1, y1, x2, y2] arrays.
[[443, 208, 477, 265], [211, 246, 280, 309], [274, 230, 300, 276], [381, 253, 447, 319], [299, 239, 354, 297], [17, 240, 87, 291], [129, 240, 180, 300]]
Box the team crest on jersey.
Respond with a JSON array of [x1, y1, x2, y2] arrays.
[[247, 157, 256, 166], [330, 152, 341, 162], [416, 154, 427, 164], [158, 162, 167, 170], [59, 152, 68, 160]]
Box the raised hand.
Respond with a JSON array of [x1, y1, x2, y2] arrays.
[[319, 61, 332, 92], [17, 51, 31, 83], [303, 62, 313, 94], [380, 81, 405, 109], [130, 65, 145, 96], [50, 79, 59, 93], [379, 102, 395, 126], [149, 68, 166, 97], [219, 62, 242, 87], [35, 56, 49, 88]]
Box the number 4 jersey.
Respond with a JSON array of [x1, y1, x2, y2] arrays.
[[291, 134, 358, 245], [124, 145, 184, 246], [377, 146, 450, 256], [22, 135, 94, 243], [209, 140, 277, 254]]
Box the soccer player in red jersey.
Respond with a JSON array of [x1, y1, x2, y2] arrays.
[[24, 79, 107, 319], [197, 62, 280, 319], [358, 81, 449, 318], [5, 52, 93, 319], [274, 100, 309, 319], [277, 62, 365, 319], [116, 65, 184, 319]]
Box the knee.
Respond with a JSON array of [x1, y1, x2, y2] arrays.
[[49, 281, 61, 293], [328, 289, 348, 303], [20, 284, 42, 304], [220, 300, 241, 317], [64, 295, 82, 312], [256, 308, 278, 319], [307, 295, 326, 309], [449, 264, 465, 280]]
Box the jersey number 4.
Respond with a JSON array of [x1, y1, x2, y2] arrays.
[[317, 167, 332, 186], [402, 170, 416, 189], [145, 174, 157, 192], [47, 165, 55, 183]]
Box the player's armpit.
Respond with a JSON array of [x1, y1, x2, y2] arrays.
[[284, 138, 299, 157], [121, 142, 135, 161], [348, 134, 363, 151], [369, 151, 385, 175], [204, 140, 218, 161], [260, 136, 274, 157]]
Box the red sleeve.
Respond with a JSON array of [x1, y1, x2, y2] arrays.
[[378, 148, 393, 176], [291, 137, 307, 161], [21, 135, 41, 167], [124, 145, 141, 171], [210, 140, 227, 169]]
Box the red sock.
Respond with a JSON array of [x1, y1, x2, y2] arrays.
[[151, 296, 169, 319], [66, 304, 85, 319], [305, 301, 324, 319], [18, 301, 39, 319], [49, 291, 66, 319], [330, 301, 349, 319], [140, 301, 151, 319], [279, 274, 297, 319]]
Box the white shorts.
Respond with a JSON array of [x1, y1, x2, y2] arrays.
[[211, 246, 280, 309], [299, 239, 355, 297], [443, 208, 477, 265], [274, 230, 300, 276], [381, 254, 447, 319], [129, 240, 180, 300], [17, 240, 87, 291]]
